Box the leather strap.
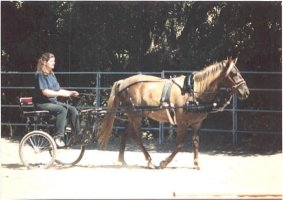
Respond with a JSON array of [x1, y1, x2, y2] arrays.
[[160, 80, 176, 125], [160, 80, 173, 104]]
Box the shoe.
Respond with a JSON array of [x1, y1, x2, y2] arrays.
[[54, 137, 65, 147]]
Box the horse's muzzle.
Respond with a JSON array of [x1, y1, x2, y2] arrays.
[[238, 86, 250, 100]]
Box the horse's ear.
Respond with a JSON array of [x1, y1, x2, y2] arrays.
[[234, 57, 238, 64]]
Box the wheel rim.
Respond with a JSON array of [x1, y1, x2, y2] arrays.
[[54, 132, 85, 165], [19, 131, 57, 169]]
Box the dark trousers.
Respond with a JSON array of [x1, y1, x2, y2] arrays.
[[36, 101, 80, 138]]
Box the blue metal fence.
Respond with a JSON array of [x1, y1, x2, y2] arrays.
[[1, 71, 282, 145]]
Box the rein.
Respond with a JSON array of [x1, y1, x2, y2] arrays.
[[79, 93, 96, 96], [87, 89, 232, 116]]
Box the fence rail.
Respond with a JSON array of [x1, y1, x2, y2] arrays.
[[1, 71, 282, 145]]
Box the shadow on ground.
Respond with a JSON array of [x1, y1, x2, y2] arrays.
[[3, 130, 282, 157], [90, 131, 282, 156]]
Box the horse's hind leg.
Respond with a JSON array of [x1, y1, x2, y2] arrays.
[[133, 126, 155, 168], [118, 122, 131, 165], [118, 117, 155, 168], [129, 115, 155, 168], [159, 125, 186, 169]]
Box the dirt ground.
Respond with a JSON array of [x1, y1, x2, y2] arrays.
[[0, 136, 282, 199]]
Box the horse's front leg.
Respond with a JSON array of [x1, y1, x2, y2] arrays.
[[191, 123, 202, 170], [159, 125, 186, 169]]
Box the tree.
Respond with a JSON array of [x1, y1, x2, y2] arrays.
[[1, 1, 281, 72]]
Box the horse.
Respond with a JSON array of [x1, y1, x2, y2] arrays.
[[98, 57, 249, 169]]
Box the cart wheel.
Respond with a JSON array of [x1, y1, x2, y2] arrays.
[[19, 131, 57, 169], [54, 132, 85, 166]]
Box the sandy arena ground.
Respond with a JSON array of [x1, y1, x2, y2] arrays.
[[0, 137, 282, 199]]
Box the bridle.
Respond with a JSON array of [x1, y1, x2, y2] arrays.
[[225, 71, 247, 94]]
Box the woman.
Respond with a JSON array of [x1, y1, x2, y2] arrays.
[[33, 52, 81, 147]]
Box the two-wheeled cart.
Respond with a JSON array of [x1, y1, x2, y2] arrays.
[[18, 97, 104, 169]]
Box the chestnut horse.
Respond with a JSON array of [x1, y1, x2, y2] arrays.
[[98, 57, 249, 169]]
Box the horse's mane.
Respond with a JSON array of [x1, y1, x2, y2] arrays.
[[193, 60, 227, 94]]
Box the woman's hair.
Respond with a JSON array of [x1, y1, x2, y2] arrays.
[[36, 52, 55, 75]]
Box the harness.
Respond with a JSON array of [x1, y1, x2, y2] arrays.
[[183, 89, 232, 113], [182, 73, 194, 95], [160, 80, 176, 125], [226, 74, 247, 92], [159, 73, 233, 124], [122, 73, 235, 125]]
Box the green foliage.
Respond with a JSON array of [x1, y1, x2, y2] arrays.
[[1, 1, 281, 72]]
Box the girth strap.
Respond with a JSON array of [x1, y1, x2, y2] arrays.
[[160, 80, 176, 125], [160, 80, 173, 104]]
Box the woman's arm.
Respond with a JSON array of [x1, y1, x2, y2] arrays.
[[42, 89, 79, 97]]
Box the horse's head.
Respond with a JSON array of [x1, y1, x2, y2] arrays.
[[223, 57, 249, 100]]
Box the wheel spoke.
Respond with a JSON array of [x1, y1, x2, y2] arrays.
[[19, 131, 57, 169]]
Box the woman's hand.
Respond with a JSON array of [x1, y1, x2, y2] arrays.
[[70, 91, 79, 97], [61, 90, 79, 97], [57, 89, 76, 97]]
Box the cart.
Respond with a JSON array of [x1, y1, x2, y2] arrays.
[[18, 97, 104, 169]]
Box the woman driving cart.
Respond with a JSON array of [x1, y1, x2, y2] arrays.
[[33, 52, 83, 147]]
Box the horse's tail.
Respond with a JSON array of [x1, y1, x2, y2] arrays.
[[97, 80, 121, 147]]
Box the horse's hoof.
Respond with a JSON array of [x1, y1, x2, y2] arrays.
[[147, 162, 156, 169], [193, 160, 200, 170], [193, 164, 200, 170], [159, 161, 167, 169], [114, 160, 127, 166]]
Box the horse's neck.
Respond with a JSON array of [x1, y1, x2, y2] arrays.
[[196, 83, 219, 102], [194, 64, 224, 101]]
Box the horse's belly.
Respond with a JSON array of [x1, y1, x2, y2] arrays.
[[147, 111, 169, 123], [147, 110, 208, 126]]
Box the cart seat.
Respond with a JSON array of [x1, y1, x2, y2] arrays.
[[19, 97, 51, 117]]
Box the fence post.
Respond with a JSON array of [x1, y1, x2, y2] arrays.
[[232, 94, 238, 146], [96, 73, 101, 108], [159, 123, 163, 144]]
